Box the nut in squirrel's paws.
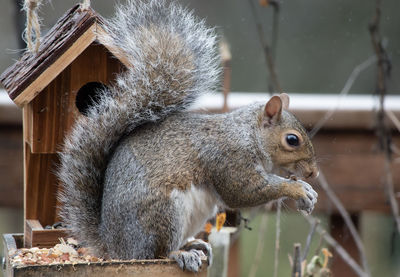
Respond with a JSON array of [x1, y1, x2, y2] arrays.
[[296, 180, 318, 214]]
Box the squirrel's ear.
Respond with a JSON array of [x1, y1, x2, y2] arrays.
[[280, 93, 290, 110], [264, 95, 282, 125]]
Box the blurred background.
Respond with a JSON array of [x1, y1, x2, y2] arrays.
[[1, 0, 400, 276]]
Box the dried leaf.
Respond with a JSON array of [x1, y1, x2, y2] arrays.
[[216, 212, 226, 231], [204, 222, 213, 234]]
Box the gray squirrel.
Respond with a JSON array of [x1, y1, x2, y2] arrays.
[[58, 0, 318, 272]]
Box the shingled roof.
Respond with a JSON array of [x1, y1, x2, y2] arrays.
[[0, 4, 123, 107]]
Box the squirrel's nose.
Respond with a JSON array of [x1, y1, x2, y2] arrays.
[[308, 168, 319, 179], [305, 167, 319, 179]]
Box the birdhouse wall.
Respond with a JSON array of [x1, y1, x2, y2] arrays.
[[23, 43, 124, 229], [24, 43, 124, 154], [24, 145, 60, 227]]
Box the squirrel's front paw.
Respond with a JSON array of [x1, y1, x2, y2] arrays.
[[296, 180, 318, 214]]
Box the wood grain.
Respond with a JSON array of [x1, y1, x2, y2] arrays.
[[24, 43, 124, 154], [24, 142, 60, 227], [25, 220, 69, 248]]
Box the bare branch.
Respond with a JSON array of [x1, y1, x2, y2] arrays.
[[309, 55, 377, 137], [317, 171, 370, 275], [369, 0, 399, 235], [291, 243, 302, 277], [301, 217, 319, 261], [302, 213, 368, 277], [273, 199, 282, 277], [247, 0, 283, 94]]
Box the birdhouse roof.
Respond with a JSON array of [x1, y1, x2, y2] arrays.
[[0, 4, 126, 107]]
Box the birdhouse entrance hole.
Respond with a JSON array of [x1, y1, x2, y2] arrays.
[[75, 82, 109, 116]]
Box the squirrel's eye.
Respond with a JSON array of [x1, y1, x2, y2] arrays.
[[286, 134, 299, 147]]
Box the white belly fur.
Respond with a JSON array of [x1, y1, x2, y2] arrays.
[[170, 184, 219, 245]]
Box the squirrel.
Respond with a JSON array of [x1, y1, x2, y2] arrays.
[[58, 0, 318, 272]]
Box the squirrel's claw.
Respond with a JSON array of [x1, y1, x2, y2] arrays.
[[169, 249, 204, 272], [181, 238, 212, 266], [169, 238, 211, 272], [296, 180, 318, 214]]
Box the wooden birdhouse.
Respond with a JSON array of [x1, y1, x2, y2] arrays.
[[1, 4, 127, 248], [1, 3, 207, 276]]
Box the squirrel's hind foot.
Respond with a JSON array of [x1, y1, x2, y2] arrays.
[[169, 249, 205, 272], [181, 238, 212, 266], [169, 238, 212, 272]]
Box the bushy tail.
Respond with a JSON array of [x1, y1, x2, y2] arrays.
[[58, 0, 220, 254]]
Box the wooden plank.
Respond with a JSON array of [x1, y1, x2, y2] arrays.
[[30, 229, 70, 249], [25, 220, 69, 248], [27, 63, 72, 153], [11, 260, 207, 277], [4, 234, 207, 277], [3, 234, 19, 277], [23, 106, 32, 149], [24, 144, 59, 227], [25, 220, 43, 248]]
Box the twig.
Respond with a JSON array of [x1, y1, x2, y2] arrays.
[[369, 0, 400, 235], [273, 199, 282, 277], [292, 243, 302, 277], [270, 1, 280, 62], [247, 0, 283, 93], [301, 217, 319, 261], [309, 55, 377, 137], [302, 213, 368, 277], [248, 212, 269, 277], [317, 171, 370, 276], [314, 229, 325, 256], [386, 110, 400, 133]]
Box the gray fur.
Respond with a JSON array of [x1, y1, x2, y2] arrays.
[[58, 0, 318, 271], [58, 0, 219, 258]]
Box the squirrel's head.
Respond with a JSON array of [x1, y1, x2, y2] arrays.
[[259, 93, 319, 180]]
